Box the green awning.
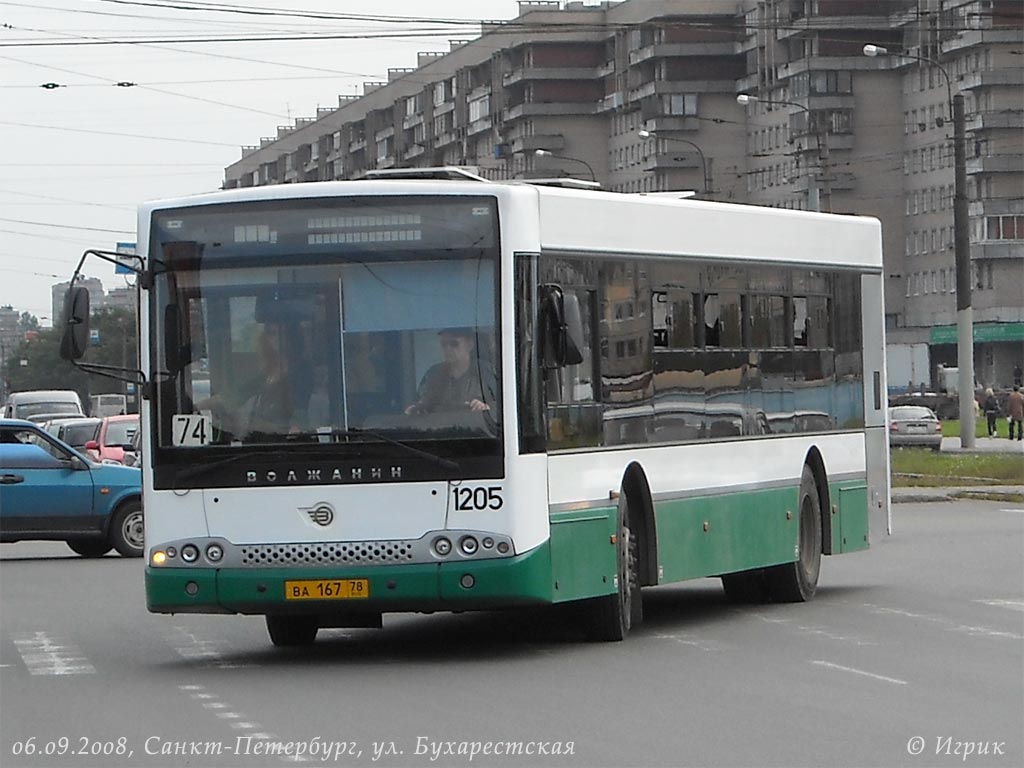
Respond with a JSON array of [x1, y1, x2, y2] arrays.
[[930, 322, 1024, 345]]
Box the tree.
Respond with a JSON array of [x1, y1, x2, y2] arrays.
[[2, 308, 138, 407]]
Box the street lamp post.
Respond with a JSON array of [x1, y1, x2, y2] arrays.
[[637, 129, 709, 195], [864, 44, 975, 448], [534, 149, 596, 183], [736, 93, 831, 213]]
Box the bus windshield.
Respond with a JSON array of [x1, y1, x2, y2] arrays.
[[150, 196, 501, 465]]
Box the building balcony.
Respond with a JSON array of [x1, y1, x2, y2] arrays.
[[374, 126, 395, 141], [467, 117, 493, 136], [596, 60, 616, 78], [503, 67, 601, 86], [792, 171, 856, 192], [374, 156, 396, 170], [643, 151, 702, 171], [433, 131, 458, 148], [501, 102, 599, 121], [958, 70, 1024, 91], [509, 134, 565, 154], [966, 156, 1024, 175], [597, 92, 625, 112], [774, 16, 890, 41], [969, 199, 1024, 218], [628, 79, 737, 102], [403, 143, 427, 161], [467, 84, 492, 101], [628, 42, 737, 65], [941, 29, 1022, 55], [641, 116, 701, 133], [432, 102, 456, 116], [349, 139, 367, 153], [402, 113, 424, 130], [971, 241, 1023, 261], [965, 110, 1024, 132]]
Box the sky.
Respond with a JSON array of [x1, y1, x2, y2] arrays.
[[0, 0, 528, 325]]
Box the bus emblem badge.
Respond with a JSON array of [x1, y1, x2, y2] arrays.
[[302, 503, 335, 527]]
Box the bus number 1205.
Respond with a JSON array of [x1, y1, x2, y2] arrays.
[[453, 486, 504, 511]]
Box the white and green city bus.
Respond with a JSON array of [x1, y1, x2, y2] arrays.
[[62, 171, 890, 645]]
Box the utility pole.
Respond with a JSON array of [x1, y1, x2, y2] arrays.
[[864, 45, 974, 447], [953, 93, 975, 447]]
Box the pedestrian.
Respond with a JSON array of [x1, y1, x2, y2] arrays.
[[1008, 385, 1024, 441], [982, 387, 999, 438], [1014, 362, 1023, 388]]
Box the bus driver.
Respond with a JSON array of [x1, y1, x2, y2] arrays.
[[405, 328, 491, 415]]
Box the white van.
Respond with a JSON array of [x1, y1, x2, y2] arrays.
[[3, 390, 85, 422], [89, 393, 128, 417]]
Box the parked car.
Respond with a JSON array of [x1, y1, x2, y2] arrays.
[[3, 390, 84, 420], [0, 418, 143, 557], [85, 414, 139, 464], [41, 417, 102, 453], [888, 405, 943, 451]]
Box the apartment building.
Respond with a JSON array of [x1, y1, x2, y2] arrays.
[[223, 0, 1023, 389]]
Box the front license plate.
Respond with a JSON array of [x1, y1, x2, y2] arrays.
[[284, 579, 369, 600]]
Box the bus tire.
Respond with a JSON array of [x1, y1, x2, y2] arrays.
[[721, 569, 769, 603], [66, 538, 112, 558], [765, 465, 822, 602], [109, 500, 145, 558], [266, 615, 319, 647], [584, 493, 639, 641]]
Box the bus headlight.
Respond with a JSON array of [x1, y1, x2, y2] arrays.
[[459, 536, 479, 555], [206, 544, 224, 562], [181, 544, 200, 563], [151, 551, 167, 566]]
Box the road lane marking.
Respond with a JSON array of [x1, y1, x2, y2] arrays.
[[12, 632, 95, 675], [811, 660, 908, 685], [169, 626, 253, 669], [753, 613, 879, 646], [176, 685, 301, 763], [864, 603, 1024, 641], [975, 599, 1024, 612]]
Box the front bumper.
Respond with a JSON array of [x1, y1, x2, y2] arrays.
[[146, 542, 553, 615]]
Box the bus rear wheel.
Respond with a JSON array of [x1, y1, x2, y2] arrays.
[[266, 615, 319, 647], [765, 465, 822, 602], [584, 493, 640, 641]]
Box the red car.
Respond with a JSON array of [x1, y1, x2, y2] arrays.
[[85, 414, 139, 464]]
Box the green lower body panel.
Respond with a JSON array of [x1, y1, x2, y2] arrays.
[[832, 481, 869, 553], [146, 544, 553, 615], [654, 487, 800, 583], [549, 508, 618, 603]]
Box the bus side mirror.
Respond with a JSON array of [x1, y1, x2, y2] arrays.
[[59, 286, 91, 361], [540, 284, 585, 369]]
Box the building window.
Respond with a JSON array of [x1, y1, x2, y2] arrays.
[[661, 94, 698, 116]]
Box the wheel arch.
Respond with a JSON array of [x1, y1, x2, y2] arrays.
[[102, 493, 143, 538], [620, 462, 658, 587], [802, 447, 832, 555]]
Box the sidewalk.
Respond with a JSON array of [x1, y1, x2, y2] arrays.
[[940, 436, 1024, 454], [891, 485, 1024, 504]]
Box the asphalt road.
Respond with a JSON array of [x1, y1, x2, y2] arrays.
[[2, 499, 1021, 768]]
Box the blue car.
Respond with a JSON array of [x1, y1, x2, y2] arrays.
[[0, 418, 143, 557]]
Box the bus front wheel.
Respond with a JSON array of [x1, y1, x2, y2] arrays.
[[266, 615, 319, 647], [584, 493, 640, 641], [765, 465, 822, 602]]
